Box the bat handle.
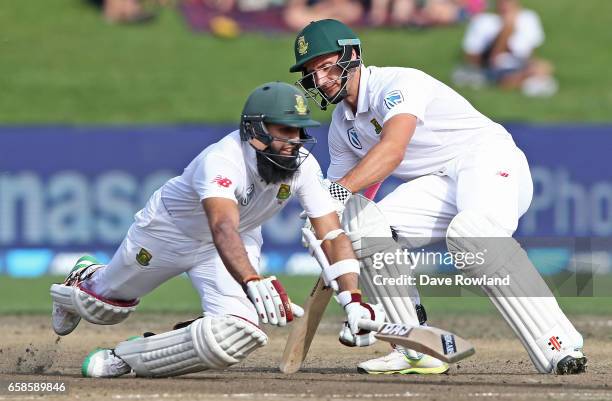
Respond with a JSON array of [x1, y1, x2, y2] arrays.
[[357, 319, 381, 332]]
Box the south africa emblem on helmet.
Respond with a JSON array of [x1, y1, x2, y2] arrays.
[[297, 35, 309, 55], [136, 248, 152, 266], [276, 183, 291, 201], [295, 95, 308, 115]]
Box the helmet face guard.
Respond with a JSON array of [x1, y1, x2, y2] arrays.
[[240, 114, 317, 171], [296, 40, 362, 110]]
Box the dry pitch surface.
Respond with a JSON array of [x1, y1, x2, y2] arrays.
[[1, 314, 611, 401]]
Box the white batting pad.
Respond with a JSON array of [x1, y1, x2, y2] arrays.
[[115, 315, 267, 377], [446, 210, 583, 373], [50, 283, 137, 325], [342, 194, 422, 326]]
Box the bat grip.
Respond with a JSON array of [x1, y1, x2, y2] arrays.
[[357, 319, 381, 332]]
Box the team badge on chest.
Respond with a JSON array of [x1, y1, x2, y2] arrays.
[[370, 118, 383, 135], [276, 183, 291, 202]]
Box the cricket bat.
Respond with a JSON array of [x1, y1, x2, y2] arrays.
[[279, 182, 382, 374], [357, 320, 475, 364]]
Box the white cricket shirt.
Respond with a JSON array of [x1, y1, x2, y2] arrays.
[[327, 65, 514, 181], [158, 131, 335, 242]]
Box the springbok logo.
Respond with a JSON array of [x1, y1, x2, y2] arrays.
[[297, 36, 309, 55], [295, 95, 308, 115]]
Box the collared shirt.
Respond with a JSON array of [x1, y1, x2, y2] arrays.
[[327, 65, 513, 181], [158, 131, 335, 242]]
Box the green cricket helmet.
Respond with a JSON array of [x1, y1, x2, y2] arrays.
[[240, 82, 319, 171], [289, 19, 362, 110]]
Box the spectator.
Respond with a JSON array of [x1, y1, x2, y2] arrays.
[[368, 0, 484, 27], [88, 0, 157, 23], [455, 0, 557, 96], [284, 0, 367, 31]]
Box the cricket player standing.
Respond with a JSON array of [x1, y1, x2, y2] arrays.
[[50, 82, 383, 378], [289, 19, 586, 375]]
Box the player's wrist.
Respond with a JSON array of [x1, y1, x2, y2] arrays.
[[329, 181, 352, 204], [337, 289, 362, 308]]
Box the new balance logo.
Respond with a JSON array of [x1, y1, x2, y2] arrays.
[[212, 175, 232, 188]]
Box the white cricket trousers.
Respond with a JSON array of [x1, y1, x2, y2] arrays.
[[87, 190, 262, 324], [379, 138, 534, 242]]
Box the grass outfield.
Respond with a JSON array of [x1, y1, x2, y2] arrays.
[[1, 1, 611, 123], [2, 275, 611, 316]]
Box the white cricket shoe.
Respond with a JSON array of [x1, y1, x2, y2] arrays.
[[553, 350, 587, 375], [82, 348, 132, 378], [51, 255, 103, 336], [358, 348, 449, 375]]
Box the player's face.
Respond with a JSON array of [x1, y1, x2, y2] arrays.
[[304, 53, 344, 97], [266, 124, 301, 156]]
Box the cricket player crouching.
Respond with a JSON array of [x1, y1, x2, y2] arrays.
[[50, 82, 383, 378], [289, 19, 586, 375]]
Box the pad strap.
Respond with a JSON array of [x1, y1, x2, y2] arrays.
[[322, 229, 345, 242], [322, 259, 359, 287]]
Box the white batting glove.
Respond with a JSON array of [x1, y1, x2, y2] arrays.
[[243, 275, 304, 327], [337, 291, 385, 347]]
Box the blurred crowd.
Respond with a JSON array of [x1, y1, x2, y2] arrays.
[[91, 0, 556, 97], [94, 0, 485, 27]]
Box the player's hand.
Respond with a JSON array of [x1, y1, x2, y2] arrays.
[[243, 276, 304, 327], [337, 291, 385, 347]]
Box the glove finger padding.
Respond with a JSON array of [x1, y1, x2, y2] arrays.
[[339, 325, 378, 347], [245, 280, 269, 324], [245, 276, 296, 327]]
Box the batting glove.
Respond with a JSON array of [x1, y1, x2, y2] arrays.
[[243, 275, 304, 327], [337, 291, 385, 347]]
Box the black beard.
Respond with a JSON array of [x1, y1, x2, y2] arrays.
[[256, 150, 298, 184]]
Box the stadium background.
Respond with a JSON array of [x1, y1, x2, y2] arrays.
[[1, 1, 611, 321]]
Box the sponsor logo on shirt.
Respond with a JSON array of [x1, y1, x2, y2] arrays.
[[240, 183, 255, 206], [383, 90, 404, 109], [347, 127, 362, 149], [212, 175, 232, 188], [276, 183, 291, 201]]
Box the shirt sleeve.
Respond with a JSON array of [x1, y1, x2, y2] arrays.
[[297, 156, 337, 219], [376, 71, 433, 124], [192, 153, 242, 203], [509, 10, 544, 58], [462, 14, 500, 55], [327, 124, 360, 181]]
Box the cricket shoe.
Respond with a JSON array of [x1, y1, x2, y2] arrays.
[[554, 350, 587, 375], [51, 255, 104, 336], [82, 348, 132, 378], [357, 347, 449, 375]]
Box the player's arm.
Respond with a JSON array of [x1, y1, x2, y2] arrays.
[[337, 113, 416, 193], [309, 212, 359, 293], [202, 197, 258, 284]]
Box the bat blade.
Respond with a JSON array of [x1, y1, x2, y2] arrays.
[[374, 323, 475, 364], [279, 183, 382, 374], [279, 276, 333, 374]]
